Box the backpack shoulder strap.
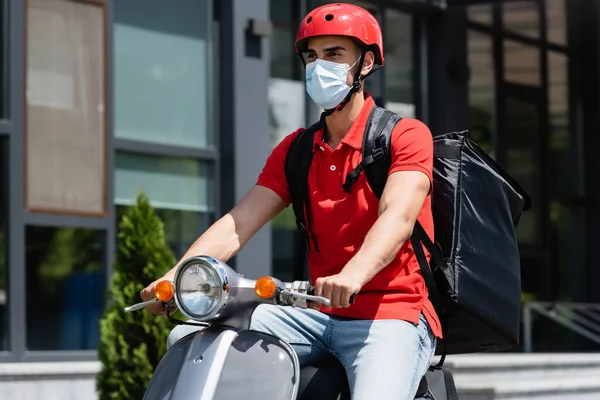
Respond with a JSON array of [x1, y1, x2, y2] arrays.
[[342, 106, 401, 197], [344, 106, 452, 368], [284, 119, 324, 280]]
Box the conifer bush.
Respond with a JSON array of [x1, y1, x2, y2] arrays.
[[97, 193, 176, 400]]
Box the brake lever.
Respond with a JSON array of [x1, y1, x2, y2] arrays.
[[124, 298, 160, 313], [281, 290, 332, 308], [305, 287, 356, 305], [281, 290, 356, 308]]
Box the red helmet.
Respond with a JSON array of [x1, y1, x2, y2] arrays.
[[295, 3, 384, 66]]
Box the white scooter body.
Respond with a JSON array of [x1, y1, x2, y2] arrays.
[[126, 256, 441, 400]]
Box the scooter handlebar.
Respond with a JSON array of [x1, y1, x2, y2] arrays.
[[307, 286, 355, 305], [281, 290, 332, 308]]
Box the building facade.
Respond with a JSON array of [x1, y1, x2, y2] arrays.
[[0, 0, 599, 395]]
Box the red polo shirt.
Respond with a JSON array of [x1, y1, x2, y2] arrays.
[[256, 94, 442, 339]]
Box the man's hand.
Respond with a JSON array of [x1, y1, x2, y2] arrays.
[[313, 269, 367, 308], [140, 276, 176, 315]]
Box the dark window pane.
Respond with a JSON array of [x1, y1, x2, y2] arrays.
[[504, 40, 540, 86], [270, 0, 298, 80], [468, 4, 492, 25], [468, 30, 495, 157], [546, 0, 566, 46], [503, 1, 539, 39], [26, 227, 105, 350], [0, 138, 7, 350], [1, 0, 6, 119], [548, 52, 570, 197], [505, 94, 543, 247], [548, 52, 580, 302], [271, 207, 298, 282], [384, 9, 414, 117]]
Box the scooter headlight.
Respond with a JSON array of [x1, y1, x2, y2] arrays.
[[174, 257, 227, 321]]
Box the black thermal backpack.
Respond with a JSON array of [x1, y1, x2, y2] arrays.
[[284, 106, 532, 367]]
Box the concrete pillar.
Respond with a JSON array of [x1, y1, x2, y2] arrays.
[[219, 0, 272, 278]]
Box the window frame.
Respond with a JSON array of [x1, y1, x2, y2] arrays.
[[2, 0, 112, 363], [2, 0, 217, 362], [0, 0, 9, 126], [0, 137, 8, 358]]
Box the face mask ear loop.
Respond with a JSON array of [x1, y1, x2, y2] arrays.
[[332, 51, 366, 113]]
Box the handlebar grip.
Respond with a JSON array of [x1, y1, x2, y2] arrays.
[[307, 287, 356, 305]]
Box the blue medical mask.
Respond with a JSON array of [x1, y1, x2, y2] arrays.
[[305, 58, 361, 110]]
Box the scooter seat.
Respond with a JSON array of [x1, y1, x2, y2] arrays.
[[298, 359, 350, 400], [297, 358, 429, 400]]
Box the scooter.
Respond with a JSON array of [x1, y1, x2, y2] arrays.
[[125, 255, 442, 400]]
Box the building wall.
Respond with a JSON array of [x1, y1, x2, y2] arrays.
[[0, 0, 271, 360], [0, 0, 598, 396]]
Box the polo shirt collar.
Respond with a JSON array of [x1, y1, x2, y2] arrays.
[[312, 93, 376, 152]]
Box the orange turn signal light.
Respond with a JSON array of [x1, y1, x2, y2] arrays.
[[255, 276, 277, 299], [155, 281, 175, 302]]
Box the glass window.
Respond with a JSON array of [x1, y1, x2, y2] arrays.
[[548, 52, 576, 300], [1, 0, 6, 119], [468, 30, 494, 157], [26, 0, 106, 215], [504, 40, 540, 86], [504, 91, 543, 247], [548, 52, 570, 197], [271, 0, 299, 80], [0, 138, 7, 351], [26, 227, 104, 350], [546, 0, 567, 46], [503, 1, 539, 39], [468, 4, 492, 25], [384, 9, 414, 118], [114, 0, 211, 148], [269, 79, 305, 148], [115, 152, 215, 258]]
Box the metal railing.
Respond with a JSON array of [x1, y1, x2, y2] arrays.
[[523, 301, 600, 352]]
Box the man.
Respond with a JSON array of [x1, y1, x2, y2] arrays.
[[141, 3, 441, 398]]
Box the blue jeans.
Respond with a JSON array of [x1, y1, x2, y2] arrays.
[[167, 304, 436, 399]]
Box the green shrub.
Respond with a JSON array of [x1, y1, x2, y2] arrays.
[[96, 193, 176, 400]]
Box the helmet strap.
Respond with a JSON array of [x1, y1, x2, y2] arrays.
[[322, 51, 366, 117]]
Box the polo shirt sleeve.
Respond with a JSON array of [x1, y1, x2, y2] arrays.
[[388, 118, 434, 191], [255, 128, 304, 205]]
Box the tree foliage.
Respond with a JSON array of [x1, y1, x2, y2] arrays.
[[97, 193, 175, 400]]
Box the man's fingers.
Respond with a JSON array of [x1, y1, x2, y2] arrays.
[[322, 281, 333, 305], [330, 285, 343, 308], [340, 291, 352, 308], [313, 278, 325, 297], [140, 288, 150, 302]]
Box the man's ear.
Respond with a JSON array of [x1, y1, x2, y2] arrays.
[[360, 50, 375, 78]]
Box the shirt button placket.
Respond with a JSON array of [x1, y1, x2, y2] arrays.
[[325, 152, 341, 198]]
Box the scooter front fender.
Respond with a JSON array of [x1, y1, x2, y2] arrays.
[[144, 326, 300, 400]]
